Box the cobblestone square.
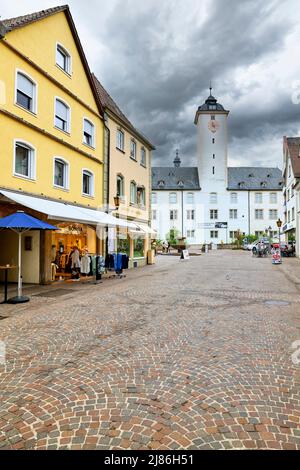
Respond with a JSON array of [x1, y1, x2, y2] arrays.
[[0, 251, 300, 450]]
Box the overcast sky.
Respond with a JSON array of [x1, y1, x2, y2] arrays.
[[1, 0, 300, 168]]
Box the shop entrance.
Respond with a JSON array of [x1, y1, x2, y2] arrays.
[[51, 223, 97, 281]]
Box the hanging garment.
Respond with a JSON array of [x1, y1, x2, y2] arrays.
[[71, 249, 81, 269], [121, 254, 129, 270], [116, 253, 123, 271], [81, 254, 91, 274], [105, 254, 115, 270]]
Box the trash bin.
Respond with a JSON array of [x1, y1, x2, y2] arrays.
[[147, 249, 155, 265]]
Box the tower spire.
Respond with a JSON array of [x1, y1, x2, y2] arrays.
[[209, 80, 212, 96], [174, 149, 181, 168]]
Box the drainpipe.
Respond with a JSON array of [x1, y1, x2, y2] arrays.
[[248, 190, 251, 235], [104, 117, 110, 257], [181, 189, 184, 237]]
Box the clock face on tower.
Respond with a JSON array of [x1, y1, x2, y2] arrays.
[[208, 119, 220, 133]]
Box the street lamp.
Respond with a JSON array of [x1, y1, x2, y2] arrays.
[[276, 219, 282, 258], [113, 195, 120, 210]]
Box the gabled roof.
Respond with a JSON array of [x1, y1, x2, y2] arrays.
[[92, 74, 155, 150], [1, 5, 68, 32], [152, 167, 200, 190], [228, 167, 283, 190], [0, 5, 104, 117], [284, 137, 300, 178]]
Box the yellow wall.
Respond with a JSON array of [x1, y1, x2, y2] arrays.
[[108, 116, 152, 223], [0, 113, 102, 207], [0, 10, 104, 208], [0, 230, 40, 284]]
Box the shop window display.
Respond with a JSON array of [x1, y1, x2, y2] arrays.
[[134, 237, 144, 258]]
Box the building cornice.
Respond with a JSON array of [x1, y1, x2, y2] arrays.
[[0, 108, 103, 164]]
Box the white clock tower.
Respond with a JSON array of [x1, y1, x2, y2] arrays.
[[194, 88, 229, 192]]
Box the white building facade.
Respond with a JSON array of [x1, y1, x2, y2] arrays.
[[282, 137, 300, 256], [152, 91, 284, 245]]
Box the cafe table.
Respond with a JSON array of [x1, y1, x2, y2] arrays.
[[0, 265, 17, 304]]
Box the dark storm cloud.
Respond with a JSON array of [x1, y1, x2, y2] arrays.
[[2, 0, 298, 167], [87, 0, 298, 167]]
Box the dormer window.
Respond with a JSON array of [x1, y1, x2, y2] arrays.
[[56, 44, 71, 75], [261, 182, 267, 188], [178, 180, 184, 188], [238, 182, 245, 188], [249, 173, 254, 177], [158, 180, 165, 188]]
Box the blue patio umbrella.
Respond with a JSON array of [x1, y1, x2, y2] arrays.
[[0, 211, 58, 304]]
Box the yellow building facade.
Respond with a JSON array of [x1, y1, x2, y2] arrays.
[[93, 75, 155, 267], [0, 6, 105, 284]]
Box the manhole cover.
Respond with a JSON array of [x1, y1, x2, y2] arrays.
[[34, 289, 74, 298], [265, 300, 290, 307]]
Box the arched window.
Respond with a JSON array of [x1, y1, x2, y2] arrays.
[[210, 192, 217, 204], [14, 140, 36, 180], [117, 174, 125, 197], [82, 170, 94, 197], [55, 98, 70, 133], [130, 181, 137, 204], [140, 147, 146, 167], [230, 192, 238, 204], [187, 193, 194, 204], [54, 158, 69, 189], [16, 71, 37, 113], [152, 192, 157, 204], [117, 129, 125, 151], [83, 119, 95, 147], [56, 44, 72, 74], [130, 140, 137, 160], [169, 192, 177, 204]]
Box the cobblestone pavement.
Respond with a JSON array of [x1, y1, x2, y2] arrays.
[[0, 251, 300, 450]]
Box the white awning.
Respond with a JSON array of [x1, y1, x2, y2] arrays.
[[133, 223, 157, 235], [0, 190, 136, 228]]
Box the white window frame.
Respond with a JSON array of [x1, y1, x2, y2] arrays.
[[255, 192, 263, 204], [117, 174, 125, 198], [13, 139, 36, 181], [169, 192, 177, 204], [229, 209, 238, 219], [56, 43, 72, 76], [255, 209, 264, 220], [269, 209, 278, 220], [170, 210, 178, 221], [130, 139, 137, 160], [82, 169, 94, 197], [187, 193, 194, 204], [187, 230, 195, 238], [15, 69, 38, 114], [140, 147, 146, 167], [210, 209, 218, 220], [230, 192, 238, 204], [187, 210, 195, 220], [270, 192, 277, 204], [130, 181, 137, 204], [83, 118, 95, 148], [53, 157, 70, 190], [117, 129, 125, 151], [210, 192, 218, 204], [151, 192, 157, 205], [54, 97, 71, 134]]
